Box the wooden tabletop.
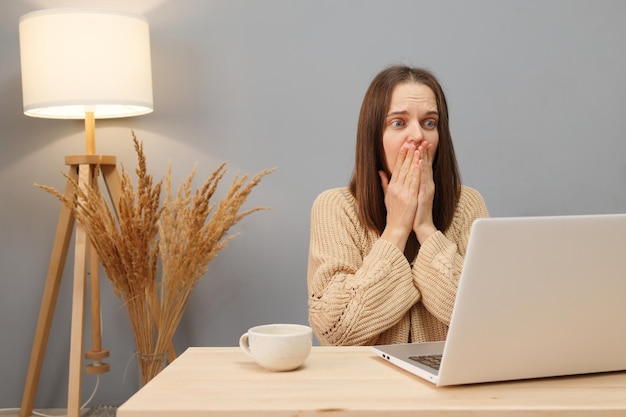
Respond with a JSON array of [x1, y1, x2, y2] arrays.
[[117, 346, 626, 416]]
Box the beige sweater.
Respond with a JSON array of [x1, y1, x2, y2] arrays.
[[307, 185, 489, 346]]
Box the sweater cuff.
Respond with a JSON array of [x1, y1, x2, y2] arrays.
[[415, 231, 450, 266], [370, 238, 409, 269]]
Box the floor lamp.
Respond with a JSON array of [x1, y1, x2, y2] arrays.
[[18, 9, 153, 417]]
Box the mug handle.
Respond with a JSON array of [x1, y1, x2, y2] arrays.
[[239, 332, 253, 357]]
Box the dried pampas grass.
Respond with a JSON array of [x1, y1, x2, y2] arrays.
[[37, 132, 274, 385]]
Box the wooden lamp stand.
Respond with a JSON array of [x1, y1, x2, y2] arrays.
[[20, 113, 121, 417], [18, 9, 159, 416]]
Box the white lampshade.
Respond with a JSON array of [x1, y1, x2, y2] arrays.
[[19, 8, 153, 120]]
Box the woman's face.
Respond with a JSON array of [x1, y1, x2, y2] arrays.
[[382, 82, 439, 173]]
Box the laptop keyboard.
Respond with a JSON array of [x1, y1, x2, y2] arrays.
[[409, 354, 442, 370]]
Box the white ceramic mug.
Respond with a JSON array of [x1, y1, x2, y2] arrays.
[[239, 323, 313, 371]]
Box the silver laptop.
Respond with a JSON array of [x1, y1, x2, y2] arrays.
[[372, 214, 626, 386]]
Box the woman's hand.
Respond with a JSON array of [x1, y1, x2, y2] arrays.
[[378, 144, 420, 251], [413, 142, 437, 243]]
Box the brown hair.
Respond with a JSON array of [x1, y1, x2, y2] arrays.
[[348, 65, 461, 260]]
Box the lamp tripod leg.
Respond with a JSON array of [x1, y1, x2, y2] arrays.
[[66, 163, 92, 417], [19, 168, 78, 417], [85, 166, 110, 376], [84, 242, 110, 375]]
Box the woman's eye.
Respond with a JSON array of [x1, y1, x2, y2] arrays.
[[391, 120, 404, 128], [423, 119, 437, 129]]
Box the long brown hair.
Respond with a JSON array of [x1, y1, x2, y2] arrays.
[[349, 65, 461, 261]]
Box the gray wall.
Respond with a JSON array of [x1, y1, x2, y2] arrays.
[[1, 0, 625, 409]]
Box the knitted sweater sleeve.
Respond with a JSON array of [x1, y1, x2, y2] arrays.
[[307, 188, 420, 346], [412, 186, 490, 326]]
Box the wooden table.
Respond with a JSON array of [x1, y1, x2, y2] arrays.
[[117, 346, 626, 416]]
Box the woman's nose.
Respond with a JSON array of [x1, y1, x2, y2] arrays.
[[407, 121, 424, 143]]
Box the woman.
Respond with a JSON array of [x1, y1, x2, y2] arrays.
[[307, 65, 489, 346]]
